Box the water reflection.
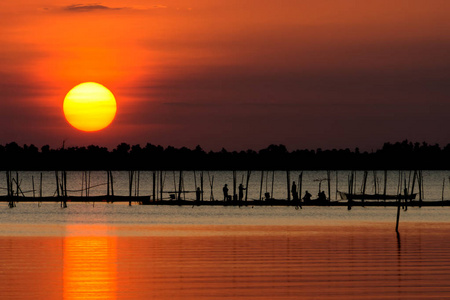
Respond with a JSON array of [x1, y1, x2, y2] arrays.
[[2, 224, 450, 299], [63, 225, 117, 300]]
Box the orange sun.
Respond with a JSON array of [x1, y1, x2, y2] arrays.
[[63, 82, 117, 132]]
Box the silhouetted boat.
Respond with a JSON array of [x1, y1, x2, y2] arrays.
[[338, 191, 417, 201]]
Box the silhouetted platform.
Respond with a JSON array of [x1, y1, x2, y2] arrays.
[[1, 196, 450, 207]]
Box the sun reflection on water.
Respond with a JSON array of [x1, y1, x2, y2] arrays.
[[63, 225, 117, 300]]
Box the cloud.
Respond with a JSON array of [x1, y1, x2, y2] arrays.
[[63, 4, 125, 12], [61, 3, 168, 12]]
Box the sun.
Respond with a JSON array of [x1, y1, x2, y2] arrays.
[[63, 82, 117, 132]]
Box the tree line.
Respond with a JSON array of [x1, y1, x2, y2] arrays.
[[0, 140, 449, 170]]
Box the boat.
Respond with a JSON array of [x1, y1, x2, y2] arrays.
[[338, 191, 417, 201]]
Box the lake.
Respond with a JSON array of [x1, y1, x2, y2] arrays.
[[1, 171, 450, 299]]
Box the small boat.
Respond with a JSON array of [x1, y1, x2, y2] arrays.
[[338, 191, 417, 201]]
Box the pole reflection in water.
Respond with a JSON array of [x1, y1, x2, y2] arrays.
[[63, 225, 117, 300]]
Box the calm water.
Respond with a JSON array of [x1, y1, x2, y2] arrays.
[[1, 170, 450, 299], [3, 170, 450, 201]]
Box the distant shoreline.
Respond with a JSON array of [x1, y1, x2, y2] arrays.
[[0, 140, 449, 170]]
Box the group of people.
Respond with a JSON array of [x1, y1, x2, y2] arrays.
[[222, 183, 246, 201], [219, 181, 327, 202], [291, 181, 327, 202]]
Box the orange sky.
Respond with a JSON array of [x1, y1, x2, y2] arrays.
[[0, 1, 449, 151]]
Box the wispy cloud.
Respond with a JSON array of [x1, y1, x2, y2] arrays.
[[63, 4, 125, 12], [61, 3, 168, 12]]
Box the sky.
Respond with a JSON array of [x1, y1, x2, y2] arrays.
[[0, 0, 449, 151]]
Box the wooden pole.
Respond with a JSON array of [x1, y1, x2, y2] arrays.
[[193, 170, 197, 191], [362, 171, 367, 203], [129, 171, 133, 206], [245, 170, 251, 202], [335, 171, 338, 200], [271, 171, 275, 200], [233, 170, 236, 201], [178, 171, 183, 201], [395, 196, 401, 232], [32, 176, 35, 198], [16, 172, 19, 197], [152, 171, 156, 201], [55, 171, 60, 197], [201, 171, 204, 202], [137, 171, 140, 197], [286, 170, 290, 201], [259, 171, 264, 201], [40, 173, 42, 198], [442, 177, 445, 202], [327, 170, 331, 201], [160, 171, 164, 201], [107, 171, 110, 196], [6, 171, 10, 197], [64, 171, 68, 197], [110, 171, 114, 197], [384, 170, 387, 201], [411, 170, 417, 196], [299, 172, 303, 203]]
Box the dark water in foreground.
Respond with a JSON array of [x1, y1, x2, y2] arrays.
[[1, 205, 450, 299]]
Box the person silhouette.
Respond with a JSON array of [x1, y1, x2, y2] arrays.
[[291, 181, 298, 201], [303, 190, 312, 202], [223, 184, 229, 201], [318, 191, 326, 202]]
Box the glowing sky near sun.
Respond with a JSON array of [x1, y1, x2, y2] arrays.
[[0, 0, 449, 151]]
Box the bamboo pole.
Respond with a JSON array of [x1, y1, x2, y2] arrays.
[[110, 171, 114, 197], [55, 171, 60, 197], [299, 172, 303, 204], [259, 171, 264, 201], [64, 171, 68, 197], [271, 171, 275, 200], [40, 173, 42, 198], [107, 171, 110, 196], [178, 171, 183, 201], [245, 170, 251, 202], [160, 171, 164, 201], [327, 170, 331, 201], [208, 172, 214, 201], [395, 193, 402, 233], [335, 171, 338, 200], [6, 171, 10, 197], [201, 171, 204, 202], [16, 172, 19, 197], [362, 171, 367, 203], [153, 171, 156, 201], [233, 170, 236, 201], [411, 170, 417, 196], [32, 176, 35, 198], [129, 171, 133, 206], [373, 171, 377, 195], [137, 171, 140, 197], [286, 170, 291, 201]]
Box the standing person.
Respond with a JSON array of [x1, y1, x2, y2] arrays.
[[238, 183, 246, 201], [292, 181, 298, 201], [223, 184, 229, 201]]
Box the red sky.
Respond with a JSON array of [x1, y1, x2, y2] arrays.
[[0, 0, 449, 151]]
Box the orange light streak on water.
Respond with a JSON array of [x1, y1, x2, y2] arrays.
[[63, 225, 117, 300]]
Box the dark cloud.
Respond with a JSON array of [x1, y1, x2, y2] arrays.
[[63, 4, 125, 12]]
